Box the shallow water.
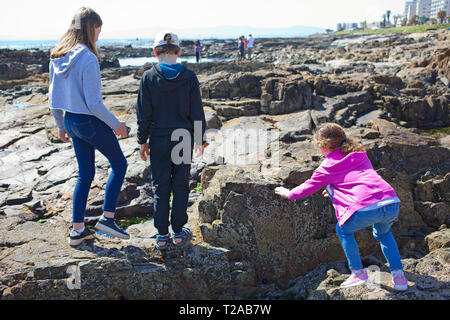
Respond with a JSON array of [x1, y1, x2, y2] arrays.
[[419, 127, 450, 138], [119, 56, 233, 67], [13, 102, 31, 109], [356, 110, 383, 126]]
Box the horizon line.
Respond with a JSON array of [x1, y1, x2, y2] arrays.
[[0, 25, 328, 41], [0, 34, 327, 42]]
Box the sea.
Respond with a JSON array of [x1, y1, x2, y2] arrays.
[[0, 25, 324, 50], [0, 38, 157, 50], [118, 56, 234, 67], [0, 38, 233, 67]]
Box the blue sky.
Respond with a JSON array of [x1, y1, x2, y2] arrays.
[[1, 0, 407, 39]]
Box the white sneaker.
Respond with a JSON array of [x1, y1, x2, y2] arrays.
[[340, 269, 371, 288], [392, 270, 408, 291]]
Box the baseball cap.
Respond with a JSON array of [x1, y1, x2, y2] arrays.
[[153, 31, 180, 48]]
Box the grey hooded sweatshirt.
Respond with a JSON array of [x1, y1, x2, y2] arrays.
[[49, 44, 122, 131]]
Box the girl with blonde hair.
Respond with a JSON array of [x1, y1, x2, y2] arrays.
[[275, 123, 408, 291], [49, 7, 130, 246]]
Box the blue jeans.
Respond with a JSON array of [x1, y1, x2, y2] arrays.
[[64, 112, 128, 223], [336, 203, 403, 272]]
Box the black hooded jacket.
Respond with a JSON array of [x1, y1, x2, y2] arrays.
[[136, 63, 206, 145]]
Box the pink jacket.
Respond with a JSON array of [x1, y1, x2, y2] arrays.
[[288, 150, 398, 227]]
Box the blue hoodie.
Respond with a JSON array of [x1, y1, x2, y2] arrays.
[[159, 63, 185, 80], [49, 44, 122, 131]]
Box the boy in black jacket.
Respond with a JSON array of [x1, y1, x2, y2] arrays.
[[136, 31, 207, 250]]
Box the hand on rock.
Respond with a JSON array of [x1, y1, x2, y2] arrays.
[[275, 187, 290, 199]]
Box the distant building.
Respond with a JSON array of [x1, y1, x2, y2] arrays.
[[336, 22, 358, 31], [416, 0, 432, 19], [404, 0, 449, 20], [430, 0, 450, 19], [404, 0, 418, 20]]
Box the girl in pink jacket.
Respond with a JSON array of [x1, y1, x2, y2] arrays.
[[275, 123, 408, 291]]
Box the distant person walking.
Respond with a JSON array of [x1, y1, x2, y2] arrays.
[[242, 35, 248, 58], [247, 34, 255, 59], [195, 41, 201, 63], [49, 7, 130, 246], [238, 37, 245, 60], [242, 35, 248, 52]]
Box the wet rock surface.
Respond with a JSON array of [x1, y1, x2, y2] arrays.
[[0, 30, 449, 299]]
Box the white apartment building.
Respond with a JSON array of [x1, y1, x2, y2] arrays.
[[404, 0, 449, 20], [430, 0, 450, 19], [416, 0, 432, 18], [404, 0, 417, 19], [336, 23, 358, 31]]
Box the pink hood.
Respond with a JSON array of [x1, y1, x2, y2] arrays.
[[287, 150, 398, 226]]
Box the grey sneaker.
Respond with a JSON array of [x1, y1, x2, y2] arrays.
[[95, 216, 130, 240], [69, 228, 96, 246]]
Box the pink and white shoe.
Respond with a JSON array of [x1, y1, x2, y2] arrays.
[[392, 270, 408, 291], [340, 269, 370, 288]]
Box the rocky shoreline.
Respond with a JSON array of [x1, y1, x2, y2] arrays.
[[0, 30, 449, 300]]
